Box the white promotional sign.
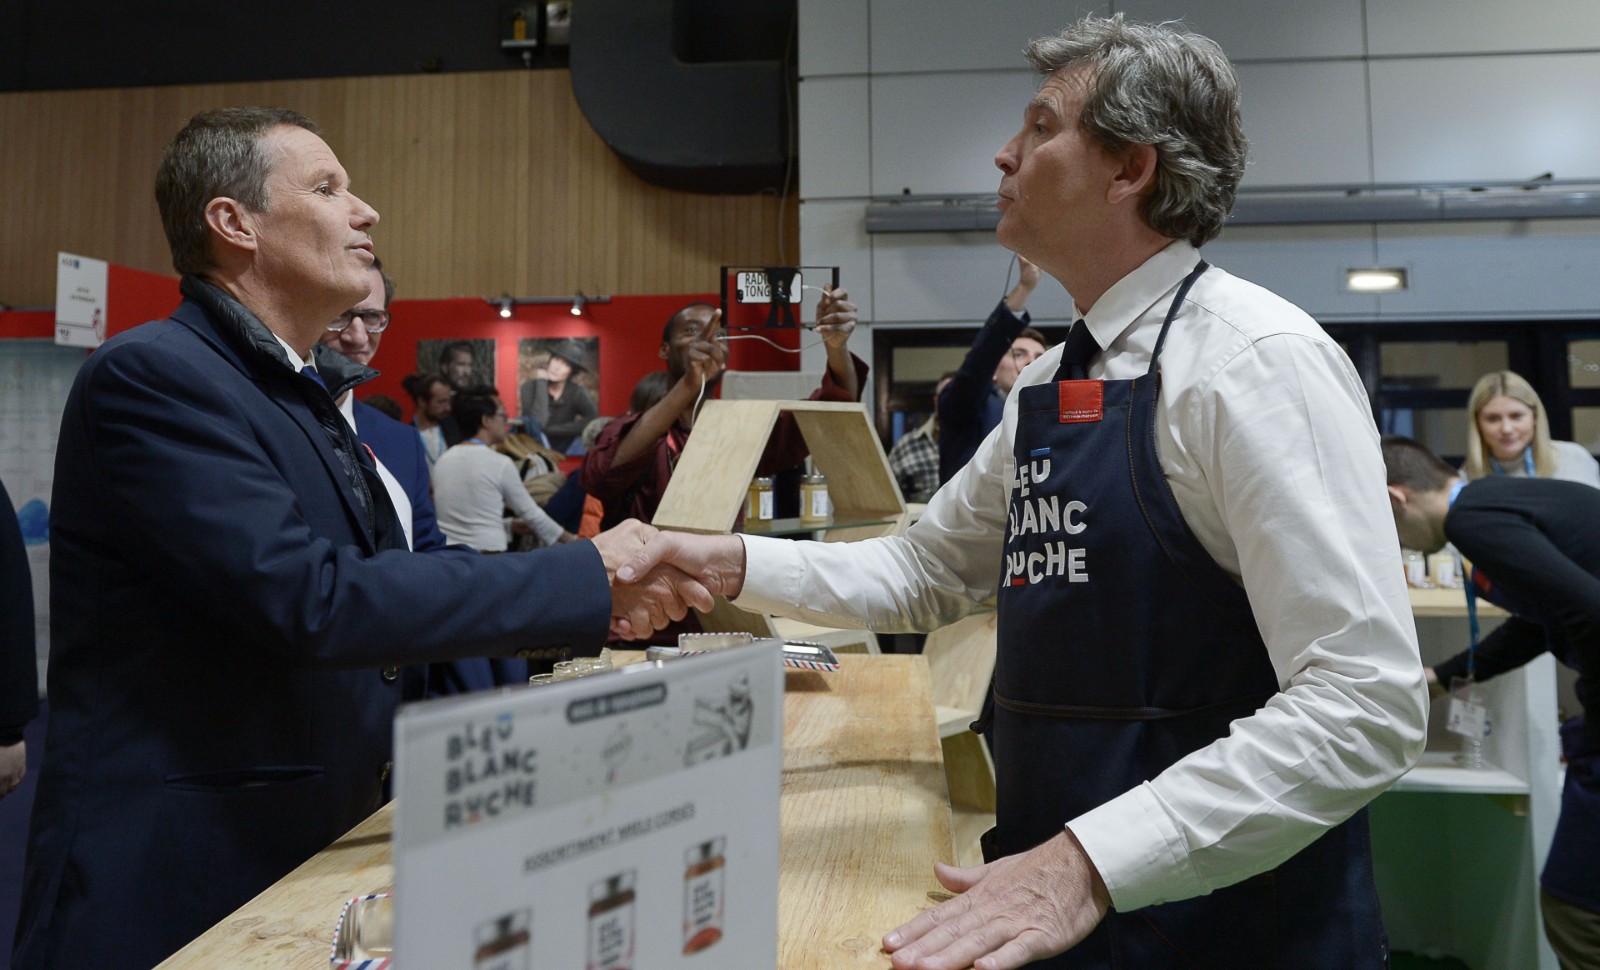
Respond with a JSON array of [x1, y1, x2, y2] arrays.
[[393, 643, 783, 969], [54, 252, 108, 348]]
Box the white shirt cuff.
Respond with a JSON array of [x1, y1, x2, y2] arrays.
[[731, 535, 806, 614], [1067, 783, 1207, 912]]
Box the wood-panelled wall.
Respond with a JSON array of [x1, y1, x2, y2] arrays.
[[0, 70, 797, 306]]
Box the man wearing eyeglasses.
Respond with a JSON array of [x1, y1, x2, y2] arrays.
[[319, 256, 440, 553]]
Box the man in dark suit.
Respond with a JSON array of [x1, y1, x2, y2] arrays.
[[319, 255, 445, 554], [320, 256, 528, 691], [1383, 435, 1600, 967], [12, 106, 690, 970], [0, 478, 37, 801]]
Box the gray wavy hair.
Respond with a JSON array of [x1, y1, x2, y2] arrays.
[[1026, 15, 1247, 247]]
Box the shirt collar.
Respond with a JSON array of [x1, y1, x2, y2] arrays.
[[273, 332, 311, 370], [1076, 239, 1201, 352]]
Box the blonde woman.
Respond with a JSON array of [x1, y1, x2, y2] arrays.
[[1463, 370, 1600, 487]]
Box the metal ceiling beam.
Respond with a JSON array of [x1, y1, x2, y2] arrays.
[[863, 184, 1600, 233]]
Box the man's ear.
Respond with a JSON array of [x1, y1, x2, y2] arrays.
[[1107, 143, 1159, 206], [204, 197, 258, 255], [1386, 484, 1409, 511], [658, 343, 669, 361]]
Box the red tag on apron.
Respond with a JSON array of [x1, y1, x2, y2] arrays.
[[1057, 380, 1104, 423]]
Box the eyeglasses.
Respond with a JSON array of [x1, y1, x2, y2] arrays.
[[326, 309, 391, 333]]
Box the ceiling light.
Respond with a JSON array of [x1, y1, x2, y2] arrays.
[[498, 295, 513, 319], [570, 292, 585, 317], [1345, 268, 1408, 293]]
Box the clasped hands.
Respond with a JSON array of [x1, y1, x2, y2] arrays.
[[589, 521, 746, 639]]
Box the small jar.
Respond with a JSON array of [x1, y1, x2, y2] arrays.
[[1402, 549, 1430, 588], [798, 472, 830, 527], [745, 476, 774, 530], [1429, 550, 1461, 589], [682, 838, 726, 954], [587, 871, 636, 970]]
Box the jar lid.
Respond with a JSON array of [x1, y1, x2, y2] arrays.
[[801, 472, 826, 483], [751, 476, 773, 486]]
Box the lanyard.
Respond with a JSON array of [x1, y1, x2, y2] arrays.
[[1489, 450, 1535, 477], [1447, 479, 1478, 679]]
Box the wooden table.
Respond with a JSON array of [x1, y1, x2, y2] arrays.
[[158, 653, 954, 968], [1408, 584, 1507, 618]]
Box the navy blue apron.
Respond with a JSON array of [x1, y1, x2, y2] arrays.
[[987, 261, 1387, 968], [1468, 568, 1600, 913]]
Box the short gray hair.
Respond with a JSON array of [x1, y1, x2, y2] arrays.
[[154, 107, 319, 276], [1026, 15, 1247, 247]]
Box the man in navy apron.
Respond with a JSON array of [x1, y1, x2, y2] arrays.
[[1385, 436, 1600, 969], [615, 14, 1427, 969]]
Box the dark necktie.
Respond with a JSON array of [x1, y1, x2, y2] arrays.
[[301, 364, 329, 393], [300, 365, 383, 544], [1060, 319, 1099, 380]]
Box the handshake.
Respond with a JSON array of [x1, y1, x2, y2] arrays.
[[589, 520, 748, 639]]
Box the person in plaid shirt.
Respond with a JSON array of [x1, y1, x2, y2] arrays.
[[889, 373, 953, 503]]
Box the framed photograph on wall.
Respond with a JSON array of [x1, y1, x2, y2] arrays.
[[418, 338, 496, 393], [517, 337, 600, 454]]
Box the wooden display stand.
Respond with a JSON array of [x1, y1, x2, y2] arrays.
[[1371, 587, 1562, 970], [652, 399, 907, 637], [924, 610, 999, 868]]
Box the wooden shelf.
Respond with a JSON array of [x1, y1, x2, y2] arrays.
[[1408, 585, 1507, 618], [652, 399, 905, 538], [652, 399, 908, 637], [742, 514, 903, 538]]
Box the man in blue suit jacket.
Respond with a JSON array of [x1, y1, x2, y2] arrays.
[[322, 256, 528, 690], [13, 107, 693, 970]]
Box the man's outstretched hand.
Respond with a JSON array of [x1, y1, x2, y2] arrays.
[[589, 519, 717, 637], [610, 531, 748, 639]]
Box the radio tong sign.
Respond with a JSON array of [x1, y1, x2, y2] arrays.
[[733, 270, 801, 305]]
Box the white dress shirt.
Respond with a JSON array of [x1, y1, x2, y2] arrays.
[[432, 443, 564, 551], [735, 240, 1428, 912]]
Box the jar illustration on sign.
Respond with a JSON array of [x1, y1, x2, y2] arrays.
[[682, 837, 726, 954], [587, 870, 636, 970], [473, 909, 531, 970]]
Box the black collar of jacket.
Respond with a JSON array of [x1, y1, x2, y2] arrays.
[[178, 275, 378, 399]]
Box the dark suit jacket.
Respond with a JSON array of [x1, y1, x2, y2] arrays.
[[936, 299, 1029, 484], [0, 478, 38, 741], [353, 400, 529, 691], [14, 282, 610, 970]]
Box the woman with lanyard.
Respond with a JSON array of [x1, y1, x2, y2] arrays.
[[1463, 370, 1600, 488], [431, 386, 575, 552]]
